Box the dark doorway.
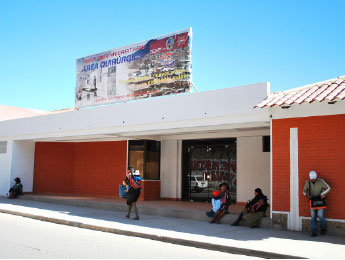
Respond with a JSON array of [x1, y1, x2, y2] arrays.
[[128, 140, 160, 180], [182, 138, 237, 202]]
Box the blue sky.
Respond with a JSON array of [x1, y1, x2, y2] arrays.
[[1, 0, 344, 111]]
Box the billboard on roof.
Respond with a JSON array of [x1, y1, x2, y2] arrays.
[[75, 28, 192, 108]]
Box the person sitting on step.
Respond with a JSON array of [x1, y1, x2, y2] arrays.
[[206, 190, 222, 219], [8, 177, 23, 199], [210, 182, 231, 224], [231, 188, 268, 228]]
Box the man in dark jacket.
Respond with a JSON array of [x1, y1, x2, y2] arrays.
[[231, 188, 268, 228]]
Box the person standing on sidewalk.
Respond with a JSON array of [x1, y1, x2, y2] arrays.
[[303, 170, 331, 237], [123, 167, 142, 220]]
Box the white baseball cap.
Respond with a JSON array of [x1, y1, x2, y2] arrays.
[[309, 170, 317, 180]]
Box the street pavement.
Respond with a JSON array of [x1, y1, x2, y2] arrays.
[[1, 196, 345, 259], [1, 213, 259, 259]]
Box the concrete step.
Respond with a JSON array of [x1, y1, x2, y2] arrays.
[[19, 195, 273, 228]]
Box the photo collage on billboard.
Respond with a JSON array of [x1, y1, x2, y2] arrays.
[[75, 28, 192, 108]]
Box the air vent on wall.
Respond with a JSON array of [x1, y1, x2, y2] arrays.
[[0, 141, 7, 154]]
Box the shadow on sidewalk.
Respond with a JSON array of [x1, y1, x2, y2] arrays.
[[1, 196, 344, 247]]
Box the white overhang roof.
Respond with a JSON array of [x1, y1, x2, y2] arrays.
[[0, 82, 270, 141]]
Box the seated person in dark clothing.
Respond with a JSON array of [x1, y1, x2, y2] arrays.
[[231, 188, 268, 228], [8, 177, 23, 199]]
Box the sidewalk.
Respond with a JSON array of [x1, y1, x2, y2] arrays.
[[1, 196, 345, 259], [15, 194, 272, 227]]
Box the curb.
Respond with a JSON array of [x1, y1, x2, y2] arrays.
[[0, 208, 304, 259]]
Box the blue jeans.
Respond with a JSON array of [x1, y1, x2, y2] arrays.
[[310, 208, 326, 233]]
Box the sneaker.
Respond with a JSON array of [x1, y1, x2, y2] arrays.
[[133, 216, 139, 220], [206, 211, 214, 218], [310, 233, 318, 237], [125, 215, 130, 218]]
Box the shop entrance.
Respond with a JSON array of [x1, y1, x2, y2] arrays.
[[182, 138, 237, 202], [128, 140, 160, 180]]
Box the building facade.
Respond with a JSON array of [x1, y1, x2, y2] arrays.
[[256, 75, 345, 235], [2, 75, 344, 235], [0, 82, 270, 205]]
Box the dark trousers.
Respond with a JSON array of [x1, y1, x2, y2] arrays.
[[127, 188, 140, 205]]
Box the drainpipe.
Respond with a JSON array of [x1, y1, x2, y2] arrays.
[[126, 140, 129, 169], [270, 112, 273, 219], [176, 140, 182, 200]]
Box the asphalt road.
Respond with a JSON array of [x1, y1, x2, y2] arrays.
[[0, 213, 261, 259]]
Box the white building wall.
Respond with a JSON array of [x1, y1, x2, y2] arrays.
[[237, 136, 270, 203], [10, 141, 36, 193], [0, 83, 271, 200], [0, 82, 270, 141], [160, 140, 182, 199], [0, 141, 13, 196]]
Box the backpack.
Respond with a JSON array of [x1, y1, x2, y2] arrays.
[[128, 174, 142, 190], [248, 196, 268, 213]]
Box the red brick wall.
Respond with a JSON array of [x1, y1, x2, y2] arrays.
[[33, 142, 75, 194], [273, 114, 345, 219], [140, 180, 161, 200], [33, 141, 127, 197], [272, 119, 291, 212], [73, 141, 127, 197]]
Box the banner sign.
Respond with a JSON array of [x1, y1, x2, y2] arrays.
[[75, 28, 192, 108]]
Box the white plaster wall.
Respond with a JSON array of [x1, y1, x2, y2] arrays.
[[160, 140, 182, 199], [0, 141, 13, 196], [237, 136, 270, 203], [10, 141, 35, 192], [0, 83, 269, 141]]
